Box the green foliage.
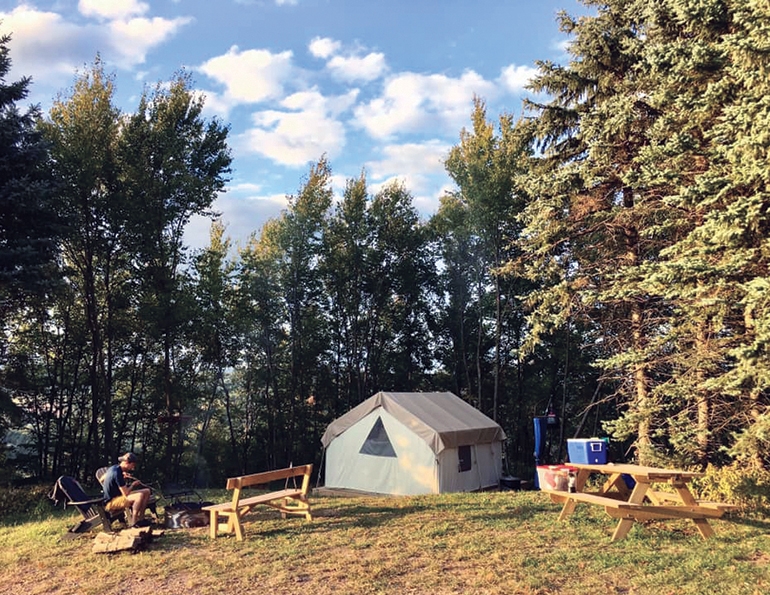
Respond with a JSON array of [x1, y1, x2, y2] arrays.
[[0, 36, 61, 309], [0, 484, 51, 517], [514, 0, 770, 469], [691, 464, 770, 513], [0, 35, 62, 443]]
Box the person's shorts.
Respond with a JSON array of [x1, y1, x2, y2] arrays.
[[105, 495, 130, 511]]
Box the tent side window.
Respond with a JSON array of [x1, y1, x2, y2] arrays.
[[359, 416, 397, 457], [458, 445, 472, 472]]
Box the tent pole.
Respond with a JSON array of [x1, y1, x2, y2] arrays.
[[315, 447, 327, 490]]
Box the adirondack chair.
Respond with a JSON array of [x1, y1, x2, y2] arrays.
[[49, 475, 125, 534], [95, 466, 159, 523]]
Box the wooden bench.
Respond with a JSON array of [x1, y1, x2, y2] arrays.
[[544, 489, 734, 519], [542, 489, 628, 520], [202, 464, 313, 540]]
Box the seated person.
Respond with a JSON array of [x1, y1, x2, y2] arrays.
[[102, 452, 151, 526]]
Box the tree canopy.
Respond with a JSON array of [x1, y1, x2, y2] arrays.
[[1, 0, 769, 485]]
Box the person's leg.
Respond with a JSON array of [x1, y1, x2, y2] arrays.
[[127, 488, 151, 522], [105, 495, 133, 526]]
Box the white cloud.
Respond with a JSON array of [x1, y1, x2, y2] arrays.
[[109, 17, 193, 68], [276, 0, 299, 5], [327, 52, 386, 83], [241, 89, 357, 167], [554, 38, 572, 56], [498, 64, 538, 93], [198, 46, 296, 105], [190, 88, 222, 116], [78, 0, 148, 21], [365, 140, 450, 198], [185, 190, 288, 251], [0, 6, 84, 83], [366, 141, 449, 181], [354, 70, 497, 139], [229, 182, 263, 195], [0, 5, 190, 89], [309, 37, 387, 83], [329, 173, 349, 196], [308, 37, 341, 60]]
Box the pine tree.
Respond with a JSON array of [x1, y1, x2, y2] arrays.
[[516, 0, 770, 467], [671, 0, 770, 465], [517, 0, 668, 462], [0, 34, 60, 320], [627, 0, 733, 465]]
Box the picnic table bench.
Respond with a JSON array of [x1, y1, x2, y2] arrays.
[[202, 464, 313, 540], [542, 463, 736, 541]]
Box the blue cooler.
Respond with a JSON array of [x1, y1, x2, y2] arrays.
[[567, 438, 607, 464]]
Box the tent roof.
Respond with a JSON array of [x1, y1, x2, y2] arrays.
[[320, 391, 506, 455]]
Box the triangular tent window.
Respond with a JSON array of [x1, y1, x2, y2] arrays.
[[359, 416, 397, 457]]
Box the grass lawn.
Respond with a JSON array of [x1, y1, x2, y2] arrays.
[[0, 489, 767, 595]]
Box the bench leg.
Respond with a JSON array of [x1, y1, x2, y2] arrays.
[[557, 500, 577, 521], [611, 518, 635, 541], [692, 518, 715, 539], [208, 511, 218, 539], [232, 514, 244, 541], [673, 482, 716, 540]]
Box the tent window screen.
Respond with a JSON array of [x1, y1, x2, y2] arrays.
[[359, 416, 397, 457], [458, 445, 472, 472]]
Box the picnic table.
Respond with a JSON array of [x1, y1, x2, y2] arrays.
[[541, 462, 736, 541]]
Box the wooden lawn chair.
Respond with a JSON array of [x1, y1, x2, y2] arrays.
[[49, 475, 124, 534]]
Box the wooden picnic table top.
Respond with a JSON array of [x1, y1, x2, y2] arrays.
[[566, 463, 703, 481]]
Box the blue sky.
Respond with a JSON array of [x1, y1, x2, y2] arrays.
[[0, 0, 587, 250]]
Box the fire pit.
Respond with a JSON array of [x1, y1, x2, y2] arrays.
[[164, 500, 213, 529], [159, 484, 212, 529]]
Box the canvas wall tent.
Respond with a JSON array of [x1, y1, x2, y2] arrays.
[[320, 391, 507, 495]]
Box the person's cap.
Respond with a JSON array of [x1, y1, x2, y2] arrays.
[[119, 452, 138, 463]]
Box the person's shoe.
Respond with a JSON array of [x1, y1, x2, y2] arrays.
[[134, 518, 153, 528]]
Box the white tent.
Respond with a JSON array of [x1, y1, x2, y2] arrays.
[[320, 391, 506, 495]]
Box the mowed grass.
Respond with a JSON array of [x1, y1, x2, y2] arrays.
[[0, 489, 768, 595]]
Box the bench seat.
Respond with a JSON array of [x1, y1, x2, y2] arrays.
[[543, 489, 734, 520], [203, 488, 304, 513], [202, 465, 313, 541], [542, 489, 626, 507]]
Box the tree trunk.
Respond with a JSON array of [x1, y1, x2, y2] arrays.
[[695, 323, 710, 466], [623, 188, 651, 464]]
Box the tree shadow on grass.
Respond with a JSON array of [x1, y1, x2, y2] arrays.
[[181, 499, 438, 543], [309, 501, 436, 530], [716, 513, 770, 532], [467, 497, 558, 521]]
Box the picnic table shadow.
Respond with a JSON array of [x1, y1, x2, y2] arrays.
[[721, 512, 770, 532]]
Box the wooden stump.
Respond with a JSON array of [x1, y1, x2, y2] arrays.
[[91, 527, 163, 554]]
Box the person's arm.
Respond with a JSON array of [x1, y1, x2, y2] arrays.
[[118, 474, 140, 496]]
